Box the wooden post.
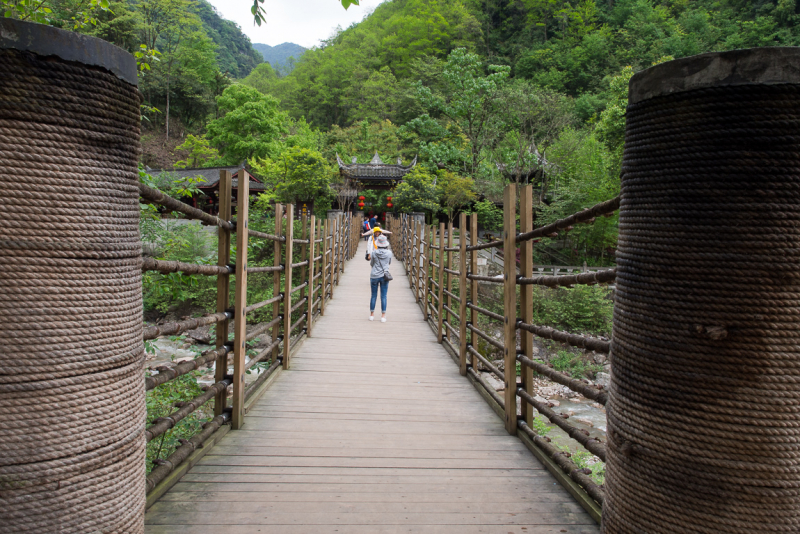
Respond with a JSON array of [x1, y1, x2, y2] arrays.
[[503, 184, 517, 435], [283, 204, 294, 369], [446, 221, 454, 330], [415, 222, 422, 303], [409, 219, 416, 290], [299, 212, 308, 305], [458, 213, 467, 376], [331, 217, 338, 296], [271, 204, 284, 365], [458, 212, 468, 376], [519, 185, 534, 426], [231, 170, 249, 430], [321, 219, 329, 316], [306, 215, 316, 336], [214, 170, 232, 417], [437, 222, 445, 343], [469, 214, 479, 370]]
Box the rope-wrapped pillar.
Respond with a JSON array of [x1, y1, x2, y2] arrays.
[[606, 48, 800, 533], [0, 20, 144, 532]]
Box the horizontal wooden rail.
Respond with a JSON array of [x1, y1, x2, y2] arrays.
[[467, 273, 503, 284], [248, 230, 285, 242], [516, 387, 606, 461], [245, 294, 283, 314], [138, 182, 233, 230], [443, 289, 460, 303], [467, 323, 504, 351], [518, 421, 605, 506], [142, 257, 232, 276], [467, 367, 505, 407], [291, 282, 308, 294], [467, 302, 503, 322], [146, 379, 231, 442], [515, 196, 620, 244], [146, 346, 229, 391], [468, 345, 503, 380], [143, 312, 231, 341], [245, 338, 283, 371], [248, 265, 285, 273], [290, 298, 308, 314], [246, 315, 283, 342], [146, 412, 230, 493], [443, 306, 460, 324], [517, 268, 616, 288], [516, 321, 610, 353], [517, 354, 608, 405], [244, 358, 282, 399]]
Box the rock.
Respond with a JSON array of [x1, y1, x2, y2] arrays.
[[548, 399, 560, 407], [186, 325, 212, 344], [593, 352, 607, 365], [534, 395, 548, 404], [595, 372, 611, 388], [575, 417, 594, 427]]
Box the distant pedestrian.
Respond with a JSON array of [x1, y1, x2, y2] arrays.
[[369, 233, 393, 322], [362, 216, 371, 241], [362, 226, 391, 261], [369, 214, 378, 229]]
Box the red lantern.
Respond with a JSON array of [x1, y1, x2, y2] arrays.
[[358, 201, 365, 208], [358, 195, 365, 201], [386, 203, 393, 208], [386, 196, 392, 201]]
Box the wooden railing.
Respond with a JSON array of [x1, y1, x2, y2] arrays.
[[139, 170, 360, 503], [386, 184, 618, 522]]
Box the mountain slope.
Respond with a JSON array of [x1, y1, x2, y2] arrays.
[[252, 43, 307, 70], [195, 0, 263, 78]]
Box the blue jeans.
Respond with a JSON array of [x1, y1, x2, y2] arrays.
[[370, 277, 389, 313]]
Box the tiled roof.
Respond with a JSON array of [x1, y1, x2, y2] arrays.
[[336, 153, 417, 180], [150, 166, 265, 192]]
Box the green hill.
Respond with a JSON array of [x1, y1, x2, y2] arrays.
[[252, 42, 306, 72]]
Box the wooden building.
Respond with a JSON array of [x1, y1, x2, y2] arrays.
[[336, 152, 417, 189], [150, 166, 265, 216]]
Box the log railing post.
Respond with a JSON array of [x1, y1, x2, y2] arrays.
[[458, 212, 468, 376], [283, 204, 295, 369], [437, 222, 445, 343], [446, 221, 454, 331], [331, 217, 338, 298], [231, 169, 249, 430], [469, 214, 479, 370], [519, 185, 534, 426], [214, 170, 232, 416], [409, 219, 416, 289], [415, 222, 422, 303], [306, 215, 316, 336], [321, 218, 329, 316], [271, 204, 284, 366], [299, 212, 308, 304], [502, 184, 517, 435]]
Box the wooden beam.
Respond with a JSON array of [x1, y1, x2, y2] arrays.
[[437, 222, 445, 344], [458, 212, 468, 376], [306, 215, 316, 336], [519, 185, 534, 426], [446, 221, 454, 330], [283, 204, 295, 369], [271, 204, 284, 366], [470, 214, 479, 370], [231, 169, 249, 430], [321, 218, 329, 316], [214, 170, 232, 417], [503, 184, 517, 435]]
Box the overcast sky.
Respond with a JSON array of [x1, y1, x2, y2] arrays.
[[206, 0, 386, 48]]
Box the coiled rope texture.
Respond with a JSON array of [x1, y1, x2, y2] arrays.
[[604, 84, 800, 533], [0, 49, 144, 533]]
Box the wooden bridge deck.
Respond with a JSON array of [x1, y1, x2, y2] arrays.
[[145, 241, 599, 534]]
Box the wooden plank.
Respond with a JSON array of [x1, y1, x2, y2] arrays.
[[243, 366, 282, 415], [231, 167, 249, 429], [321, 218, 328, 316], [146, 236, 600, 533], [213, 170, 232, 416], [283, 203, 294, 369], [502, 184, 517, 435], [147, 525, 596, 534]]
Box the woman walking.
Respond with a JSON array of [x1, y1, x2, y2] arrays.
[[369, 233, 393, 322]]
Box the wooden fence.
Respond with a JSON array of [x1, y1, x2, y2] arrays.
[[138, 170, 360, 504], [386, 184, 618, 521]]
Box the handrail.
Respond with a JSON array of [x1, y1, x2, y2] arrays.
[[142, 257, 232, 276], [143, 312, 231, 341], [138, 182, 233, 230]]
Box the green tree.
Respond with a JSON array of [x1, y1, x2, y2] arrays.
[[207, 84, 287, 164], [438, 170, 477, 222], [470, 199, 503, 233], [251, 147, 334, 203], [174, 134, 219, 168], [415, 48, 510, 176], [392, 167, 440, 214]]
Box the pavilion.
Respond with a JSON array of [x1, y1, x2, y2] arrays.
[[336, 152, 417, 189]]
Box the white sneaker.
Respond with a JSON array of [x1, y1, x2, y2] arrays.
[[381, 317, 387, 323], [369, 316, 374, 321]]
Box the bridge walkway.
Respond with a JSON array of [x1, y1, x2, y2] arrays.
[[144, 241, 599, 534]]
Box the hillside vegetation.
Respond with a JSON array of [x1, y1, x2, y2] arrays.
[[252, 42, 307, 73]]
